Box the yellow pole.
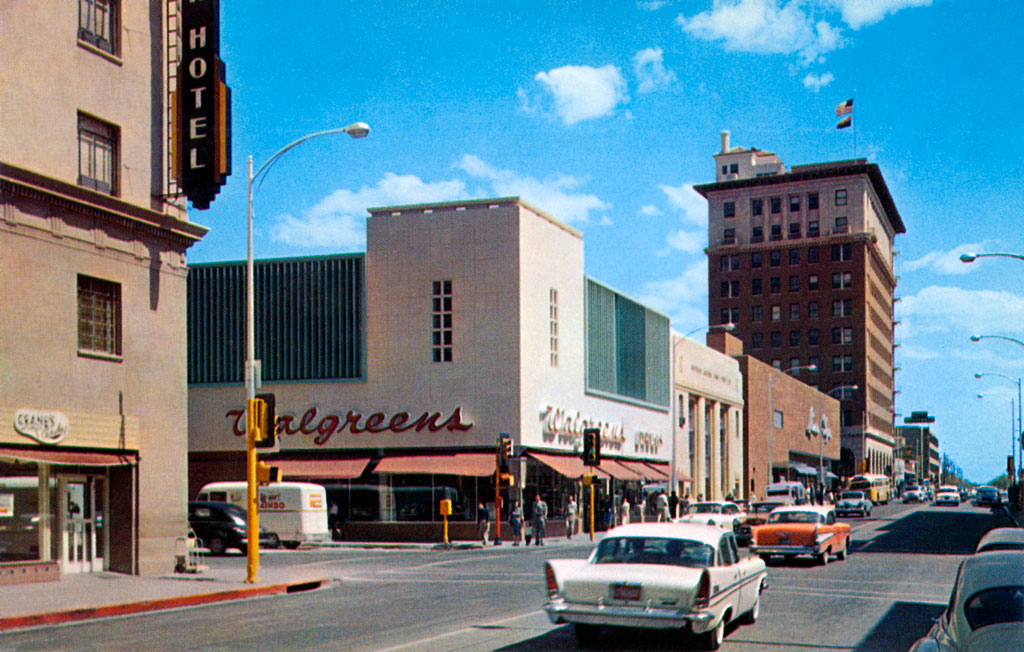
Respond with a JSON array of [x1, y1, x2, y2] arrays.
[[443, 513, 449, 545], [245, 409, 260, 584], [589, 470, 595, 541]]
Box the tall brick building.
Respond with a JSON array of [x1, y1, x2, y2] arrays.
[[695, 132, 904, 481]]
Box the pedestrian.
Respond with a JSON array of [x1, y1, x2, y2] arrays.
[[668, 491, 679, 519], [565, 495, 578, 539], [477, 501, 490, 545], [509, 499, 523, 546], [532, 493, 548, 546], [620, 494, 631, 525], [638, 493, 647, 523], [656, 491, 669, 522]]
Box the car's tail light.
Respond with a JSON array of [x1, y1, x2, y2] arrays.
[[545, 563, 560, 597], [694, 569, 711, 609]]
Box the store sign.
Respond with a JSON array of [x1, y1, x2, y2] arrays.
[[634, 430, 664, 454], [225, 406, 473, 446], [14, 409, 68, 444], [541, 405, 625, 445]]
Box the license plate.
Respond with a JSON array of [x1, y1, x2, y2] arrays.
[[613, 584, 642, 601], [779, 536, 791, 544]]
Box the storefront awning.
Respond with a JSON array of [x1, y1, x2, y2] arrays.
[[373, 453, 496, 477], [599, 460, 645, 481], [273, 457, 370, 480], [0, 446, 137, 466], [617, 460, 675, 482], [529, 452, 611, 479], [790, 461, 817, 476], [642, 461, 672, 480]]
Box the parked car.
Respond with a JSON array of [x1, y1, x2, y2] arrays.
[[975, 486, 1002, 507], [750, 505, 851, 565], [975, 528, 1024, 554], [835, 491, 873, 517], [734, 501, 787, 547], [196, 481, 329, 549], [908, 550, 1024, 652], [544, 522, 767, 649], [903, 487, 924, 503], [935, 485, 961, 506], [675, 501, 747, 533], [187, 501, 280, 555]]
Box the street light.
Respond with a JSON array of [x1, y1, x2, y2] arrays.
[[816, 384, 858, 501], [977, 392, 1017, 483], [671, 322, 736, 510], [767, 363, 817, 487], [971, 334, 1024, 481], [243, 122, 370, 584], [975, 371, 1022, 483], [960, 252, 1024, 263]]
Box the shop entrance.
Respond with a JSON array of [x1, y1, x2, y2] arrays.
[[59, 475, 105, 573]]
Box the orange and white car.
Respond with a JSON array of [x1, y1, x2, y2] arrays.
[[750, 505, 851, 565]]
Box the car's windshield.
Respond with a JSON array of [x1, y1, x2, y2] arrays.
[[688, 503, 721, 514], [841, 492, 864, 500], [963, 586, 1024, 630], [594, 537, 716, 568], [767, 511, 823, 524], [752, 502, 784, 514]]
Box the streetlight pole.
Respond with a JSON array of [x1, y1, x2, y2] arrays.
[[960, 252, 1024, 263], [818, 385, 858, 502], [972, 334, 1024, 480], [975, 371, 1022, 483], [243, 122, 370, 584], [978, 392, 1015, 483], [767, 363, 816, 488]]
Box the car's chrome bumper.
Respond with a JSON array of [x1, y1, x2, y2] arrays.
[[544, 597, 715, 632], [750, 544, 817, 555]]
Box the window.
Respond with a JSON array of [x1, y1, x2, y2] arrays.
[[789, 330, 800, 346], [788, 223, 801, 239], [790, 358, 801, 370], [721, 165, 728, 175], [720, 256, 730, 272], [831, 271, 853, 288], [751, 198, 763, 216], [789, 275, 799, 292], [808, 275, 819, 290], [723, 228, 735, 244], [832, 327, 842, 344], [770, 224, 782, 241], [808, 302, 819, 318], [770, 250, 781, 267], [720, 282, 730, 298], [752, 305, 763, 322], [729, 255, 740, 270], [789, 303, 800, 320], [772, 361, 783, 372], [834, 216, 848, 233], [789, 249, 800, 265], [808, 192, 819, 210], [730, 307, 740, 324], [78, 113, 117, 195], [832, 299, 853, 317], [835, 189, 848, 206], [721, 308, 731, 325], [844, 299, 852, 315], [832, 355, 853, 372], [771, 305, 781, 321], [842, 327, 853, 344], [751, 278, 762, 295], [808, 221, 820, 237], [723, 201, 736, 218], [78, 274, 121, 355], [751, 226, 764, 242], [789, 195, 801, 212], [751, 252, 763, 268], [432, 280, 453, 362], [808, 246, 819, 262], [809, 355, 819, 371], [770, 331, 781, 348], [549, 288, 559, 367], [808, 329, 819, 345], [752, 332, 763, 348], [770, 277, 781, 293], [770, 197, 781, 214], [832, 273, 842, 289], [79, 0, 118, 55]]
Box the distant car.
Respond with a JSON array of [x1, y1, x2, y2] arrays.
[[935, 486, 961, 507], [734, 501, 787, 547], [188, 501, 280, 555], [835, 491, 873, 517], [975, 528, 1024, 554], [975, 486, 1001, 507], [544, 523, 768, 650], [908, 550, 1024, 652], [675, 501, 747, 533], [903, 488, 924, 503], [751, 505, 851, 565]]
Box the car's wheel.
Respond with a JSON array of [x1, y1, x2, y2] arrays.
[[740, 585, 762, 624], [573, 623, 600, 647], [282, 541, 301, 550], [207, 537, 226, 555], [698, 615, 725, 650], [266, 533, 281, 549], [818, 549, 830, 565], [837, 540, 848, 561]]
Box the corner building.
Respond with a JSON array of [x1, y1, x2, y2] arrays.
[[696, 132, 905, 481], [0, 3, 206, 582]]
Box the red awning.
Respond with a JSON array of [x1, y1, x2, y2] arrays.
[[599, 460, 645, 481], [528, 452, 611, 479], [273, 457, 370, 480], [0, 446, 136, 466], [642, 461, 673, 480], [615, 460, 665, 482], [373, 453, 496, 477]]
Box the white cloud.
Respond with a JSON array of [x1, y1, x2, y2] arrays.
[[457, 154, 610, 224], [826, 0, 932, 30], [802, 71, 835, 92], [530, 64, 629, 125], [633, 47, 678, 93], [903, 242, 994, 275], [638, 0, 672, 10], [665, 229, 705, 254], [636, 260, 709, 321], [270, 173, 468, 249], [898, 285, 1024, 338], [659, 182, 707, 226], [638, 204, 663, 216]]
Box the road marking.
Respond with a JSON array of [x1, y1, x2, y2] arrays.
[[768, 585, 947, 603], [373, 609, 546, 652]]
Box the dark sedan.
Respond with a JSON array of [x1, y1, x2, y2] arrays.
[[188, 501, 280, 555]]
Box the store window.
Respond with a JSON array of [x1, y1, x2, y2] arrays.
[[432, 280, 453, 362], [79, 0, 118, 55], [78, 274, 122, 356], [549, 288, 558, 367]]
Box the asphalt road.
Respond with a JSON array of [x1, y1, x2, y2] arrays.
[[0, 501, 1015, 652]]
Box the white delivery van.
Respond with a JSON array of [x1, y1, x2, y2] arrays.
[[764, 481, 807, 505], [196, 481, 330, 548]]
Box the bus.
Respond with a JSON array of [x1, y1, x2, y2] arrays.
[[847, 474, 891, 505]]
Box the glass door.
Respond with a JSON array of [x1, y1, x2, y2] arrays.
[[59, 475, 104, 573]]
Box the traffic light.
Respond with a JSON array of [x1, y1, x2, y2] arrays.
[[255, 460, 280, 485], [497, 435, 512, 473], [254, 393, 277, 449], [582, 428, 601, 466]]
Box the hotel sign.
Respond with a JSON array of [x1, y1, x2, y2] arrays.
[[176, 0, 231, 209]]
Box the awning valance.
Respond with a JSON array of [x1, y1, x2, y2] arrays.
[[529, 452, 611, 479], [0, 446, 136, 466], [790, 461, 817, 475], [373, 453, 496, 477], [599, 460, 644, 481], [643, 461, 672, 480], [273, 457, 370, 480]]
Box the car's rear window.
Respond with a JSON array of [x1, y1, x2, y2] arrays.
[[963, 586, 1024, 630], [768, 511, 823, 524], [594, 537, 715, 568]]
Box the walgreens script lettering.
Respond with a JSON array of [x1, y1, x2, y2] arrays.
[[226, 407, 473, 445]]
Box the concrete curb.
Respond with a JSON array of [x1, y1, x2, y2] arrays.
[[0, 578, 327, 634]]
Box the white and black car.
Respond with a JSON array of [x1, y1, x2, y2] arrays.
[[834, 491, 873, 517]]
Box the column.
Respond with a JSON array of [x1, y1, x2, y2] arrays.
[[694, 396, 706, 500], [708, 400, 721, 501]]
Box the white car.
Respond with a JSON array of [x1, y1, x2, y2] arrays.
[[935, 486, 961, 506], [544, 523, 767, 650], [835, 490, 873, 517], [908, 550, 1024, 652], [975, 528, 1024, 554], [675, 501, 747, 533]]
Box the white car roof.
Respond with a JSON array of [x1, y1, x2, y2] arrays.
[[604, 522, 727, 547], [976, 528, 1024, 552], [948, 551, 1024, 641], [771, 505, 834, 516]]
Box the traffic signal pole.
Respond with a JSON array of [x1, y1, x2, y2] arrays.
[[245, 406, 260, 584], [494, 471, 502, 545], [589, 470, 595, 541]]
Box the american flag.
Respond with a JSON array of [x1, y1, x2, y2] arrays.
[[835, 99, 853, 117]]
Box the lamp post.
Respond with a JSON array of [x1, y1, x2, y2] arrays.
[[975, 371, 1022, 483], [671, 322, 734, 511], [767, 363, 816, 487], [977, 392, 1016, 483], [817, 385, 858, 501], [971, 334, 1024, 481], [960, 252, 1024, 263], [243, 122, 370, 584]]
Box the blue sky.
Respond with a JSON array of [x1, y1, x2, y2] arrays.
[[189, 0, 1024, 483]]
